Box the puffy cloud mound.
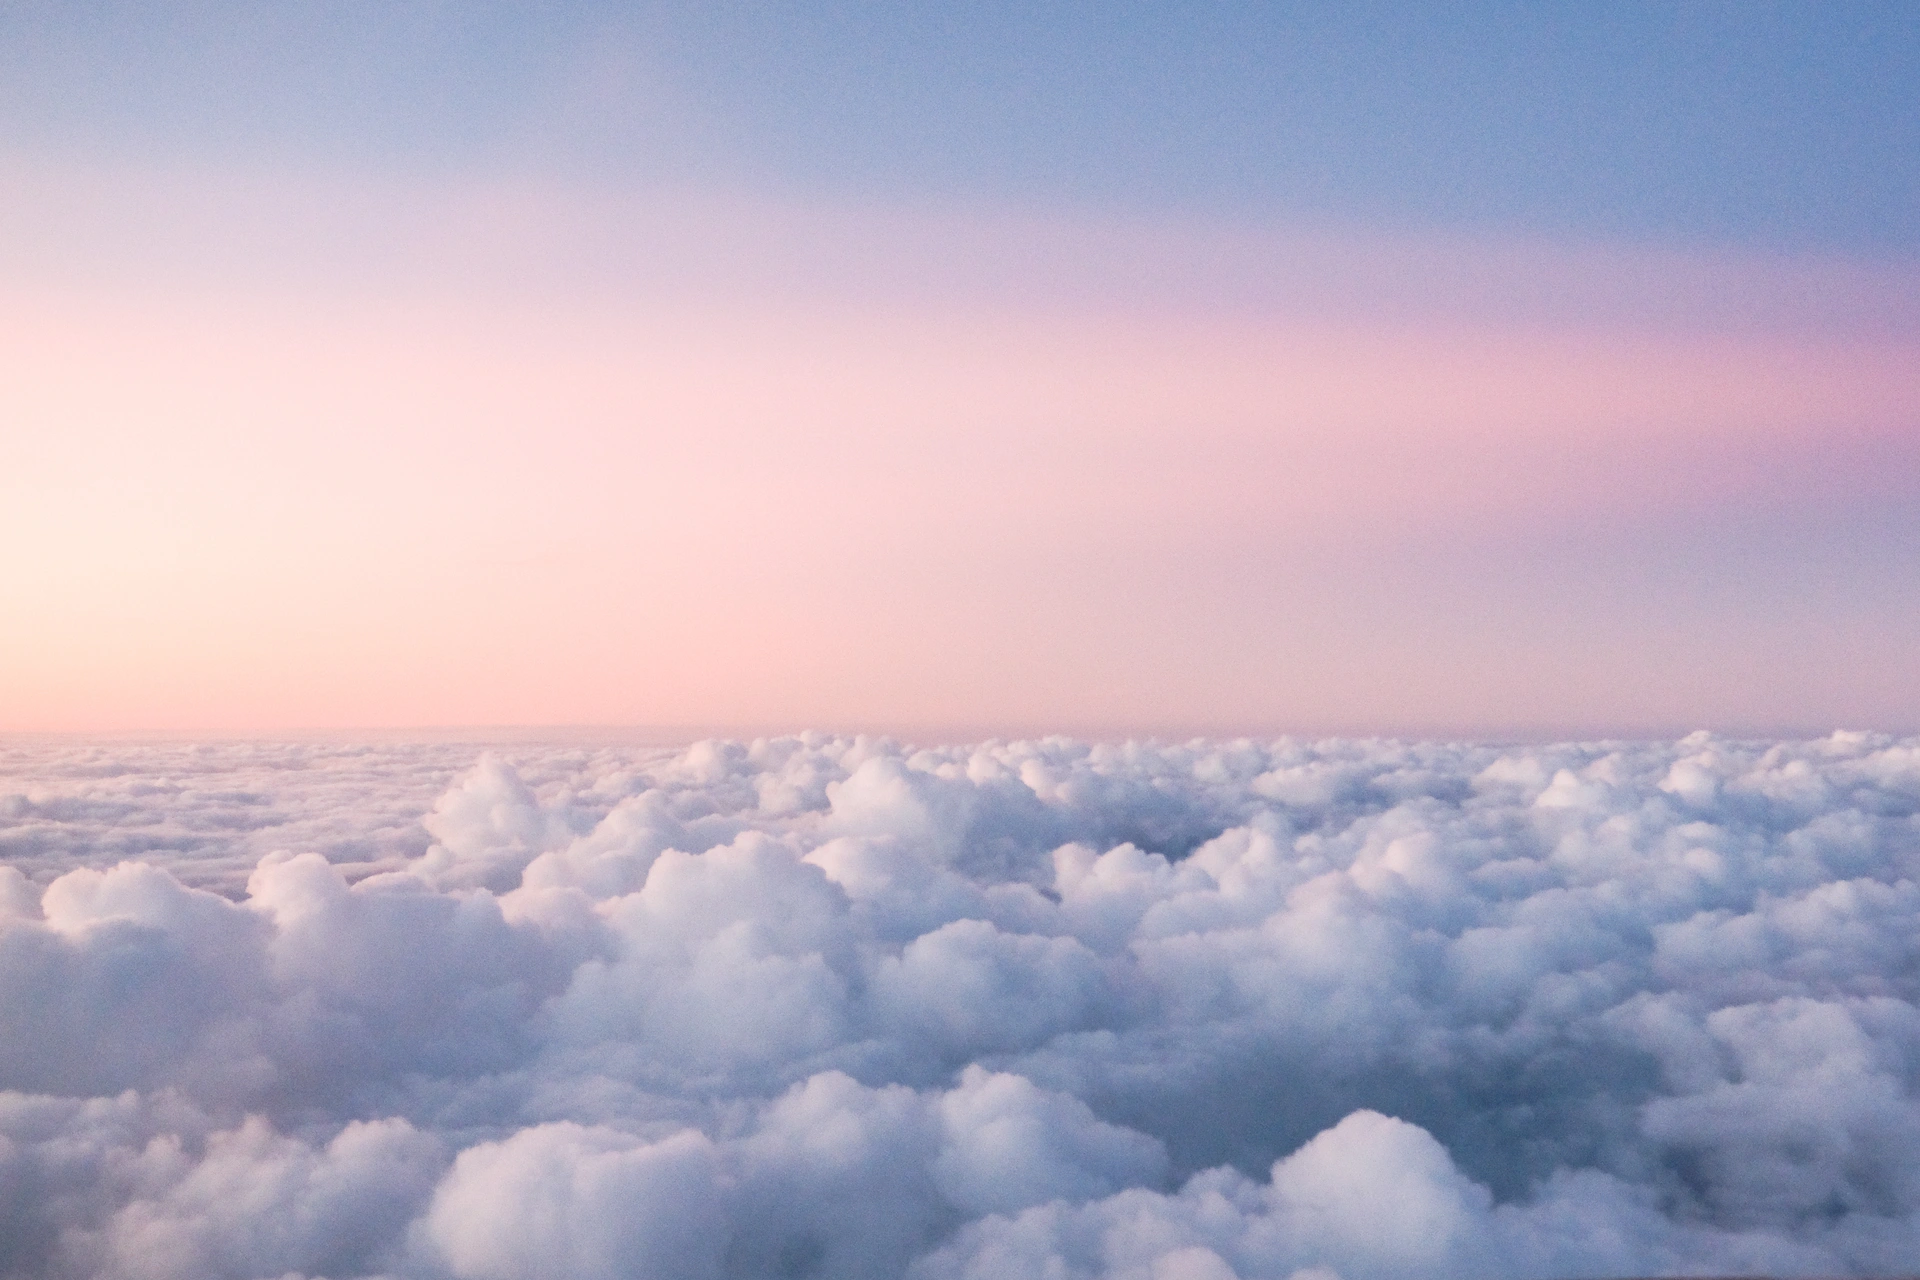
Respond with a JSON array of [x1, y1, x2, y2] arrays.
[[3, 730, 1920, 1278]]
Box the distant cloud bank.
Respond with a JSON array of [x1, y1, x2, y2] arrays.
[[4, 731, 1920, 1278]]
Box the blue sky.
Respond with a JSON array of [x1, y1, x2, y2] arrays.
[[5, 1, 1917, 253]]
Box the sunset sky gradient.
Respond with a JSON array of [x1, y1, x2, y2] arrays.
[[5, 2, 1918, 736]]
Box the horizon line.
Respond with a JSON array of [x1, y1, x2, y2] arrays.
[[0, 720, 1894, 749]]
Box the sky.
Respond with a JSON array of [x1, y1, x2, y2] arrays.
[[4, 1, 1919, 736]]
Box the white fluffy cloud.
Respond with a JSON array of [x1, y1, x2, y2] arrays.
[[3, 731, 1920, 1277]]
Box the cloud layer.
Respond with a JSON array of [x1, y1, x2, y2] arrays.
[[4, 731, 1920, 1278]]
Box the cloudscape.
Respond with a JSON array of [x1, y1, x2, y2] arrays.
[[6, 5, 1920, 1280], [6, 734, 1920, 1279]]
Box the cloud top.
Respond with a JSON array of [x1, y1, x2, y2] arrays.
[[3, 730, 1920, 1277]]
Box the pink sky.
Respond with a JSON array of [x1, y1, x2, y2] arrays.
[[5, 167, 1918, 736]]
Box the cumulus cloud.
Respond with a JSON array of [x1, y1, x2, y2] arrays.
[[3, 731, 1920, 1277]]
